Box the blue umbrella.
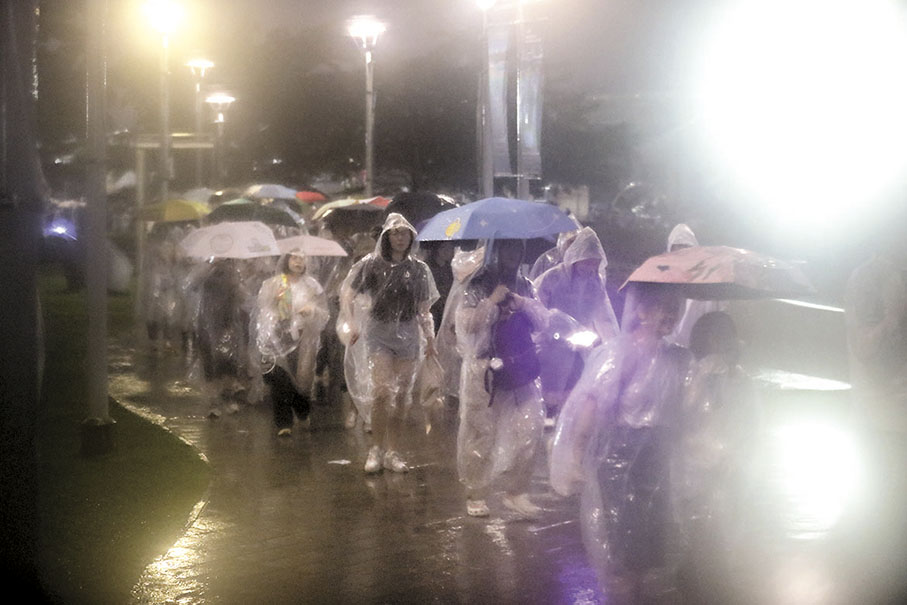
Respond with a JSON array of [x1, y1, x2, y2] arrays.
[[416, 197, 576, 241]]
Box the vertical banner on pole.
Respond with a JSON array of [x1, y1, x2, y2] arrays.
[[519, 23, 543, 179], [487, 22, 511, 177]]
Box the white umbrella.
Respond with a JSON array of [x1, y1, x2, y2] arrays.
[[244, 183, 298, 200], [277, 234, 348, 257], [179, 221, 279, 259]]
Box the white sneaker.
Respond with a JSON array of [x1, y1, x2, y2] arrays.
[[277, 427, 292, 437], [503, 493, 542, 517], [466, 499, 490, 517], [364, 446, 383, 473], [383, 450, 408, 473], [344, 408, 358, 430]]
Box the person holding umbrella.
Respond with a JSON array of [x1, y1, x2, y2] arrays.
[[550, 282, 689, 599], [255, 248, 329, 435], [454, 238, 550, 518], [339, 213, 438, 473]]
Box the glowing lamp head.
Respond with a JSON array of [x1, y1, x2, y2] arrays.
[[143, 0, 184, 36], [186, 58, 214, 78], [347, 15, 386, 50]]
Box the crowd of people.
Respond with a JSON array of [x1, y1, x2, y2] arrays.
[[140, 201, 905, 602]]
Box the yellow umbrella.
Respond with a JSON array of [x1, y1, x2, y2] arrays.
[[140, 198, 211, 222]]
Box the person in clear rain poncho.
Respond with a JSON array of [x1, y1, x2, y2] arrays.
[[533, 227, 619, 415], [675, 311, 761, 603], [455, 239, 550, 518], [550, 282, 690, 600], [143, 231, 183, 354], [338, 213, 438, 473], [256, 249, 329, 436], [665, 223, 725, 348]]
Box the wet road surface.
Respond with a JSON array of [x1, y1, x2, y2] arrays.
[[109, 343, 604, 604]]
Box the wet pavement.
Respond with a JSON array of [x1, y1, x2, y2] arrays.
[[108, 342, 604, 605], [109, 335, 907, 604]]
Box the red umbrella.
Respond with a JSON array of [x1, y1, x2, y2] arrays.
[[621, 245, 816, 300], [295, 190, 328, 203]]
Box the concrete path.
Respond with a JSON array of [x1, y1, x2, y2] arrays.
[[109, 342, 604, 604]]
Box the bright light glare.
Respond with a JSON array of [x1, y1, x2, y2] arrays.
[[143, 0, 184, 35], [566, 330, 598, 348], [205, 92, 235, 109], [694, 0, 907, 231], [186, 58, 214, 77], [771, 421, 863, 537], [347, 15, 386, 48], [477, 0, 497, 10]]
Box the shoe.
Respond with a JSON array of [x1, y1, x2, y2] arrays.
[[383, 450, 408, 473], [466, 499, 490, 517], [364, 422, 372, 434], [207, 407, 222, 419], [503, 493, 542, 517], [226, 403, 240, 415], [364, 446, 383, 473], [277, 427, 292, 437], [344, 408, 358, 430]]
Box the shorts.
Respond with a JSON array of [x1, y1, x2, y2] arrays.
[[366, 318, 420, 360]]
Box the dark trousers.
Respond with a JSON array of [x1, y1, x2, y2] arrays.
[[264, 364, 310, 429]]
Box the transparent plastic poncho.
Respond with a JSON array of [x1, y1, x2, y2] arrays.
[[533, 227, 619, 411], [454, 241, 549, 495], [435, 246, 486, 401], [551, 283, 691, 586], [665, 224, 726, 348], [255, 252, 330, 394], [527, 218, 582, 280], [336, 214, 438, 424], [142, 232, 185, 336]]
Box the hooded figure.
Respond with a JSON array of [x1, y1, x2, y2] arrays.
[[528, 218, 582, 280], [338, 213, 439, 473], [256, 249, 329, 435], [454, 238, 550, 518], [550, 282, 690, 598], [533, 227, 620, 413], [664, 224, 725, 347]]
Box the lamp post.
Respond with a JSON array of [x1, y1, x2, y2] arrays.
[[348, 15, 386, 198], [205, 91, 235, 188], [186, 57, 213, 186], [143, 0, 183, 202], [477, 0, 496, 198]]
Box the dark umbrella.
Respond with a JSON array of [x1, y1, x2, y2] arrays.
[[317, 204, 385, 240], [385, 191, 457, 228], [205, 198, 298, 228]]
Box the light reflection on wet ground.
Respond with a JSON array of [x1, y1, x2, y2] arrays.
[[110, 341, 606, 604], [111, 340, 907, 604]]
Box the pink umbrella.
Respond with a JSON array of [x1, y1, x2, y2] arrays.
[[622, 245, 816, 300]]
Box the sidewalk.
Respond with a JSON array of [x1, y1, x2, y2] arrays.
[[108, 340, 605, 604]]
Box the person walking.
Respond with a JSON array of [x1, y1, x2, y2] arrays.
[[340, 213, 438, 473], [455, 239, 549, 518], [256, 249, 329, 436]]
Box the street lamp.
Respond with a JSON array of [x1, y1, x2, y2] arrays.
[[205, 91, 235, 187], [347, 15, 386, 197], [186, 57, 214, 186], [143, 0, 183, 202]]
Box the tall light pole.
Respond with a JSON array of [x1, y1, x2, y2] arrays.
[[205, 91, 235, 188], [348, 15, 385, 198], [143, 0, 182, 202], [186, 57, 213, 186], [477, 0, 496, 198]]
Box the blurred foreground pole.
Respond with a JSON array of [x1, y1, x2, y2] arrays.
[[82, 0, 115, 454], [0, 0, 48, 594]]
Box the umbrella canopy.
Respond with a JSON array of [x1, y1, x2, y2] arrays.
[[311, 196, 390, 221], [276, 234, 348, 257], [621, 245, 816, 300], [385, 191, 458, 228], [244, 183, 298, 200], [140, 198, 210, 222], [417, 197, 577, 241], [179, 221, 279, 259], [206, 198, 298, 227], [295, 190, 328, 203]]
